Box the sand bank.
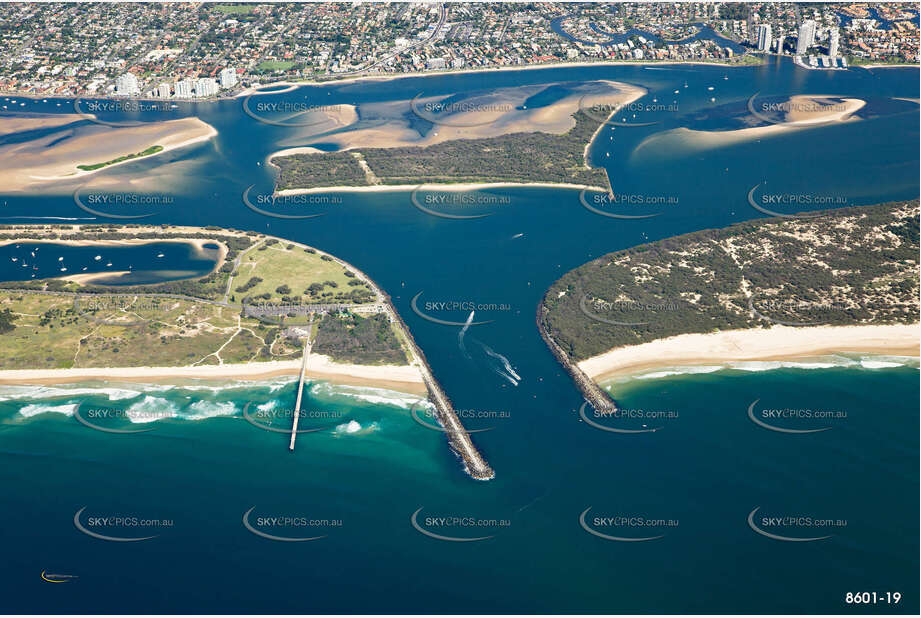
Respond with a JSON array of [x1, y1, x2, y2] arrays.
[[633, 95, 866, 157], [579, 324, 920, 382], [0, 112, 86, 136], [0, 355, 426, 395], [784, 95, 865, 124], [273, 80, 645, 153], [0, 117, 216, 191]]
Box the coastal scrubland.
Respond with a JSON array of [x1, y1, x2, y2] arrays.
[[0, 225, 409, 370], [273, 110, 610, 191], [540, 200, 920, 362]]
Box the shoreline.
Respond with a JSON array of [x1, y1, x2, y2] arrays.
[[267, 79, 644, 196], [5, 59, 918, 107], [578, 324, 920, 382], [2, 59, 769, 106], [275, 181, 607, 196], [0, 356, 427, 396], [258, 58, 764, 90]]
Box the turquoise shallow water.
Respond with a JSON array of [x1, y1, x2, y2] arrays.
[[0, 363, 917, 613], [0, 57, 918, 613]]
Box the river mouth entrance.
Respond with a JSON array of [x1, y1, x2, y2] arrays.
[[0, 240, 221, 286]]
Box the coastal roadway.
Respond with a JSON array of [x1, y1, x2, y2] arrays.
[[289, 313, 314, 451]]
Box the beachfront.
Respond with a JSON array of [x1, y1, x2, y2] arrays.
[[578, 323, 921, 382]]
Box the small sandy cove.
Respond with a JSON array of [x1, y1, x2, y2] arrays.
[[0, 353, 426, 395], [579, 324, 920, 381]]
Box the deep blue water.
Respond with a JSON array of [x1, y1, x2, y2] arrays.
[[0, 58, 918, 613]]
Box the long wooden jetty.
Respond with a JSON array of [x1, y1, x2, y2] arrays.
[[289, 314, 314, 451]]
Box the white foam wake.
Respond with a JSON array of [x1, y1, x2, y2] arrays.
[[18, 403, 78, 418]]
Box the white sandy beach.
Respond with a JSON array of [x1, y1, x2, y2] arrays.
[[0, 354, 426, 395], [578, 324, 920, 381], [276, 180, 608, 196]]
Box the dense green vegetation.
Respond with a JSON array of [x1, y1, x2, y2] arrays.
[[77, 145, 164, 171], [274, 152, 367, 190], [312, 312, 407, 365], [272, 111, 610, 190], [0, 308, 16, 334], [540, 200, 920, 361]]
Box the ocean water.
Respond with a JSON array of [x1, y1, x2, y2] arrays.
[[0, 58, 918, 613]]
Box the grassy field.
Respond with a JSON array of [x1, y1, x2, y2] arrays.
[[255, 60, 296, 72], [0, 292, 293, 369], [0, 227, 408, 369], [228, 241, 375, 304], [212, 4, 255, 14]]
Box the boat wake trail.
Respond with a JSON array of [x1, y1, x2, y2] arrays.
[[457, 311, 475, 359], [477, 341, 521, 386]]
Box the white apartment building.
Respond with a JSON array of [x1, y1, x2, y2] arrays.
[[796, 20, 816, 55], [196, 77, 218, 97], [174, 79, 193, 98], [115, 72, 140, 96], [220, 67, 237, 89]]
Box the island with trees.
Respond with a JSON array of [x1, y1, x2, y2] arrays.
[[272, 110, 612, 193]]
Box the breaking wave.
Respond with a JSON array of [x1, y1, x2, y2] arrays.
[[614, 355, 918, 382], [308, 382, 420, 409], [333, 420, 380, 435], [18, 403, 78, 418], [125, 396, 179, 423]]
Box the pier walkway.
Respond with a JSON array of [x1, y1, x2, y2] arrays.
[[289, 313, 314, 451]]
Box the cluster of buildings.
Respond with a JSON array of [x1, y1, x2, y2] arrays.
[[749, 2, 917, 67], [755, 19, 846, 68], [0, 3, 916, 99], [116, 67, 238, 98]]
